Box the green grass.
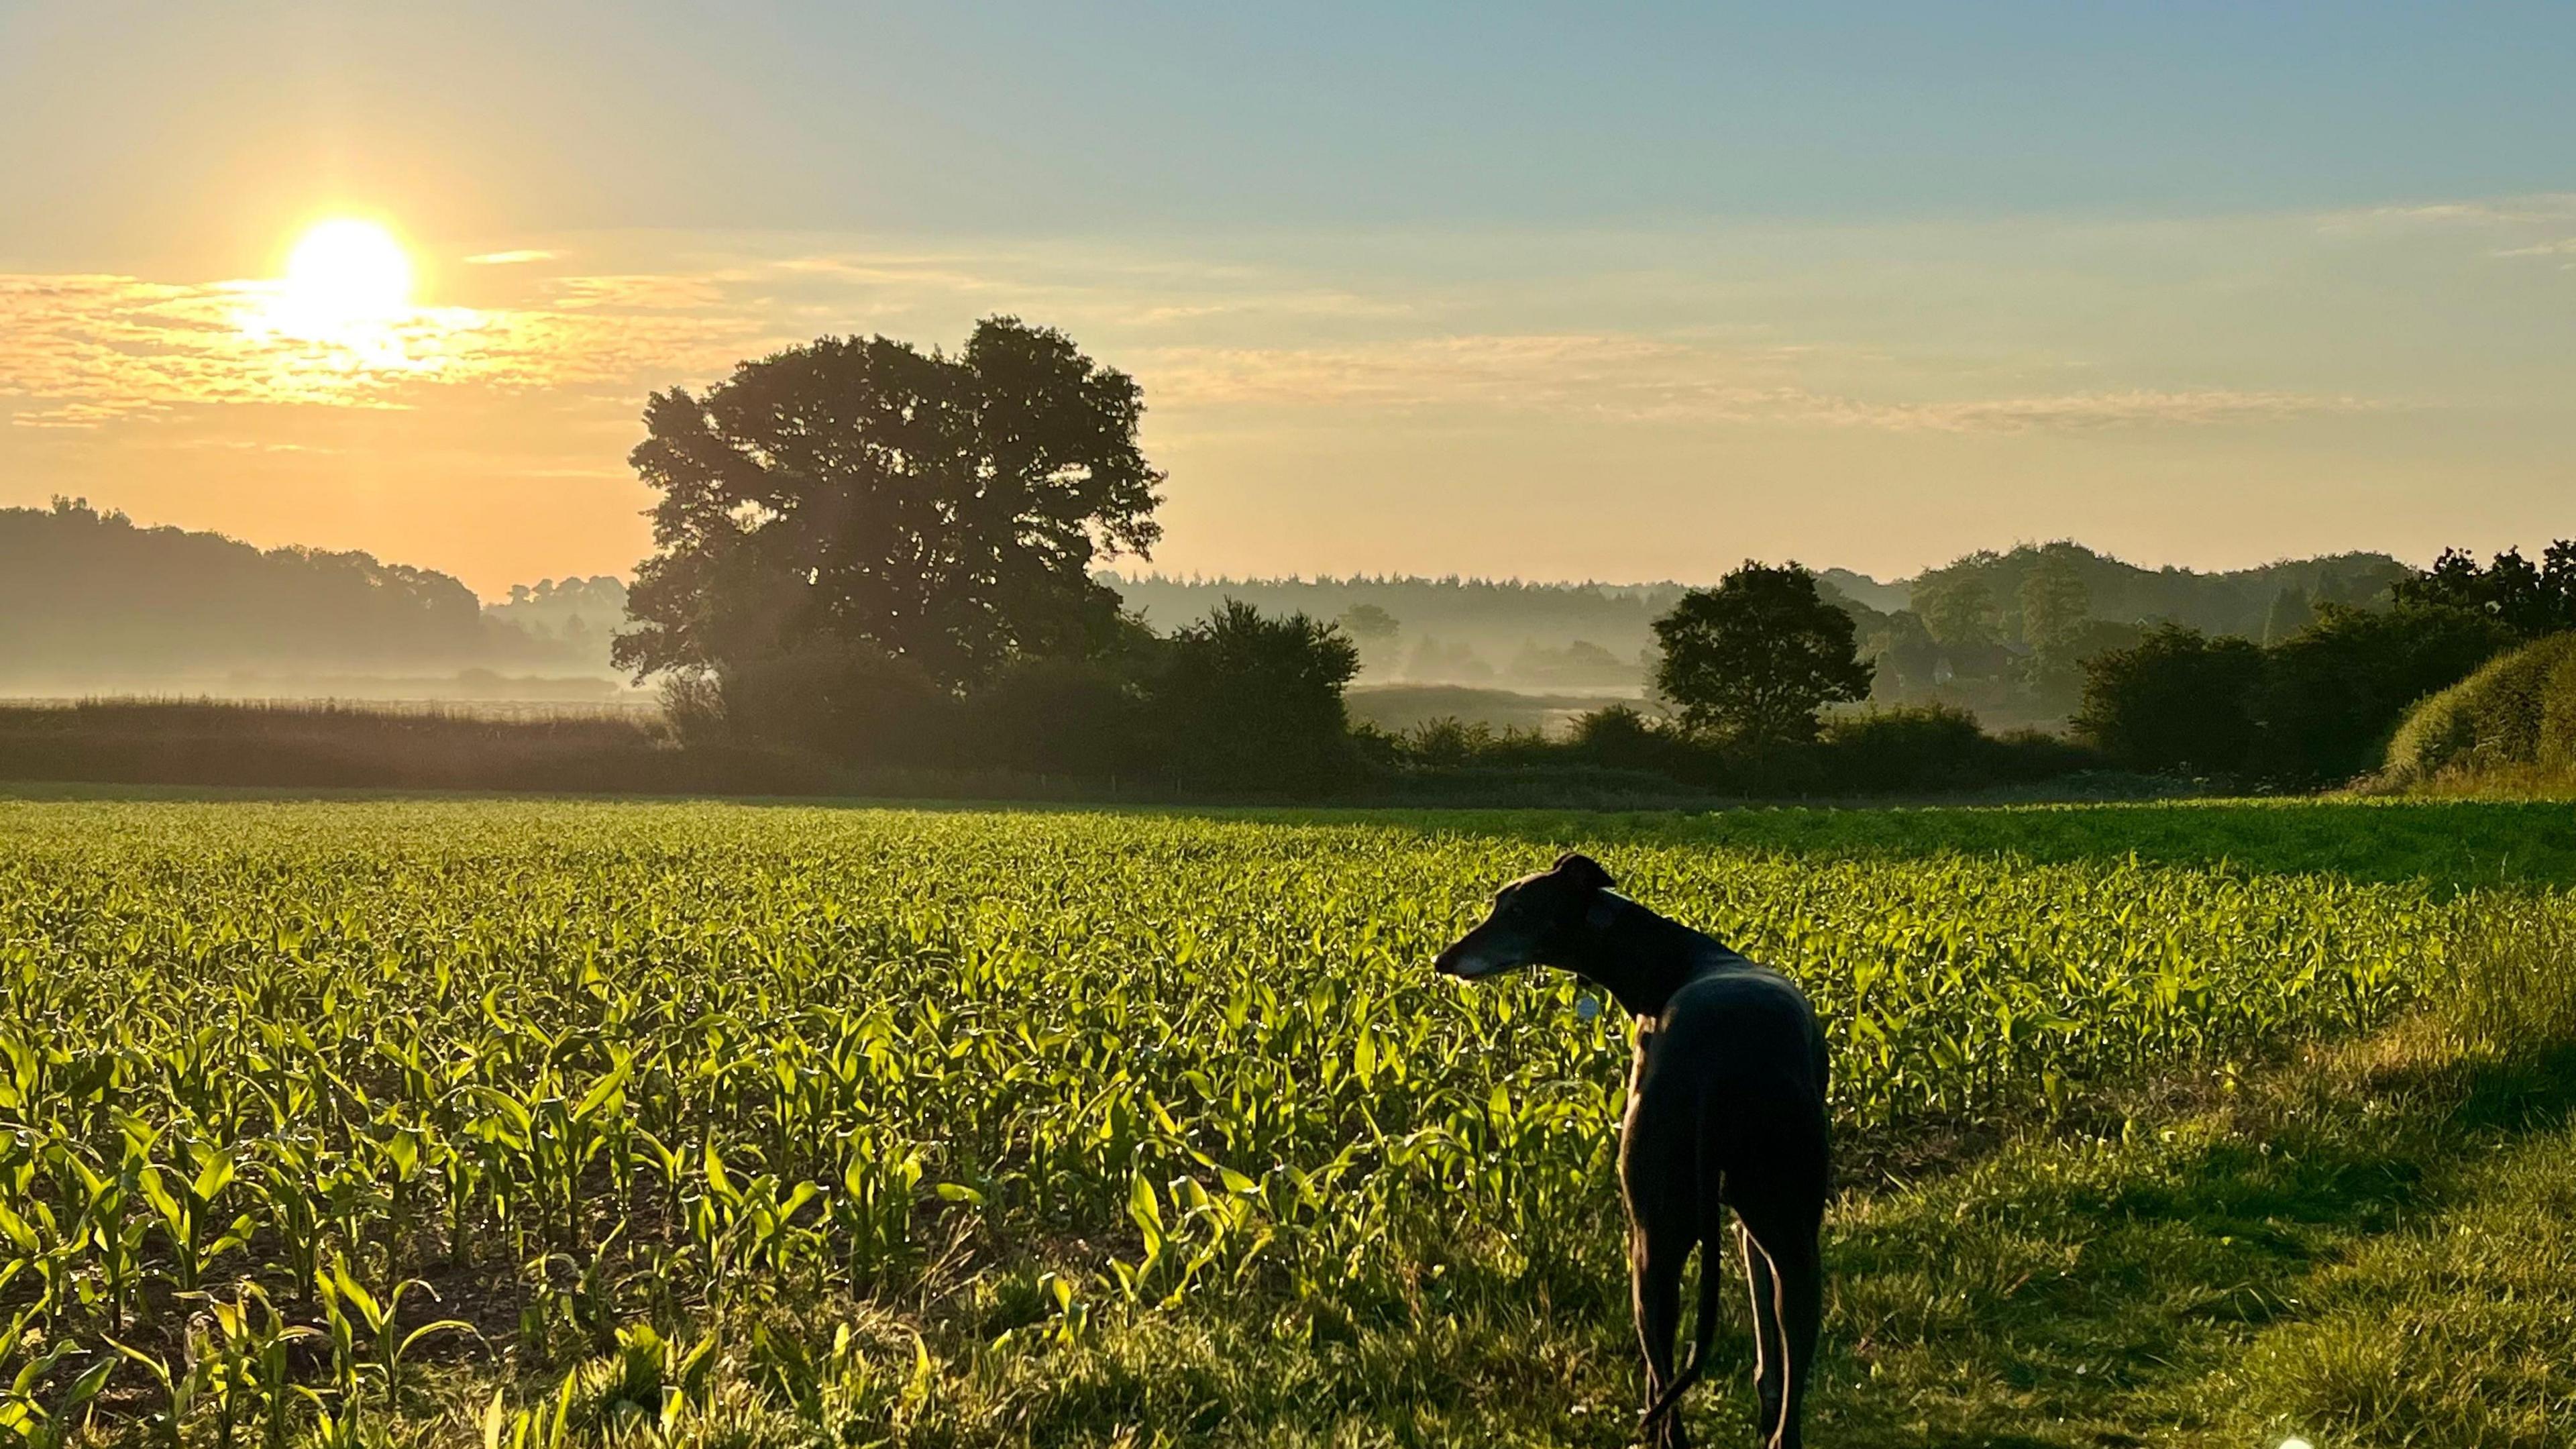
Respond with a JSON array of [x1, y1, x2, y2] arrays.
[[0, 791, 2565, 1447], [21, 782, 2571, 887], [1801, 892, 2576, 1448], [1355, 796, 2576, 890]]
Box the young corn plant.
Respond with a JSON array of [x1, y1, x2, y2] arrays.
[[0, 1343, 116, 1449], [314, 1256, 476, 1414], [192, 1283, 321, 1449], [136, 1136, 251, 1295], [105, 1335, 209, 1449]]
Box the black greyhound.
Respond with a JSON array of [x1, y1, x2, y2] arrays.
[[1434, 853, 1829, 1449]]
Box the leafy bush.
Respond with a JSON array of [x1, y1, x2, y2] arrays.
[[2072, 606, 2508, 786], [2075, 626, 2267, 775], [659, 670, 729, 743], [1563, 704, 1701, 778], [965, 657, 1142, 777], [717, 639, 955, 762], [2252, 604, 2509, 784], [1143, 600, 1361, 792], [1818, 704, 1992, 793], [2384, 631, 2576, 784]]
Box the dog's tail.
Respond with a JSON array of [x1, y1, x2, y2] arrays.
[[1638, 1226, 1728, 1430]]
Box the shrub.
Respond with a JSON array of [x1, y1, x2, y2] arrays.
[[659, 670, 728, 743], [967, 657, 1142, 777], [2076, 626, 2266, 775], [1818, 704, 1990, 794], [1986, 727, 2107, 782], [717, 639, 955, 763], [2384, 631, 2576, 783], [1399, 716, 1500, 768], [1143, 600, 1360, 792], [2252, 604, 2509, 785]]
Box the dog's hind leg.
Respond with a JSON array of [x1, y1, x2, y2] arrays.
[[1736, 1220, 1785, 1435], [1766, 1230, 1821, 1449], [1735, 1200, 1822, 1449], [1629, 1218, 1694, 1448]]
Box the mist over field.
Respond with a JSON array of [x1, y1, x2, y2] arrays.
[[2, 498, 2427, 735]]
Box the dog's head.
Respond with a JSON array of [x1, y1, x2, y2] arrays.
[[1433, 851, 1615, 980]]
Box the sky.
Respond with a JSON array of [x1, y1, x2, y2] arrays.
[[2, 1, 2571, 598]]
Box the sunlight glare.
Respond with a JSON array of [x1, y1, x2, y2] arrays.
[[268, 219, 415, 339]]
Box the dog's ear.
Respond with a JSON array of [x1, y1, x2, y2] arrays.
[[1553, 851, 1613, 892]]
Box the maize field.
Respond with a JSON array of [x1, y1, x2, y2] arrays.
[[0, 797, 2499, 1446]]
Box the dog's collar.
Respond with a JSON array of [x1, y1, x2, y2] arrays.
[[1585, 888, 1634, 932]]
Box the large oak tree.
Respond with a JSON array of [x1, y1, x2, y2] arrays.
[[613, 317, 1165, 690]]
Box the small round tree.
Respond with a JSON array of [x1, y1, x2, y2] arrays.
[[1652, 561, 1874, 747]]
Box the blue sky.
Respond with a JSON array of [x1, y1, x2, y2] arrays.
[[13, 2, 2574, 248], [1, 2, 2571, 591]]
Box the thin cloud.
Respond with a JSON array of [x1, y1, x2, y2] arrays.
[[1138, 335, 2382, 433], [0, 270, 782, 426], [1872, 389, 2379, 433], [549, 274, 734, 311], [462, 250, 559, 266], [0, 241, 2399, 437], [2323, 194, 2576, 229]]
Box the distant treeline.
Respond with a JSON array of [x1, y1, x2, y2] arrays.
[[0, 500, 616, 690], [482, 576, 630, 665], [7, 495, 2416, 722], [1107, 545, 2410, 720], [1839, 543, 2410, 729]]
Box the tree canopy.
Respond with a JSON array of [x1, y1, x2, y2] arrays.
[[614, 317, 1165, 690], [1652, 562, 1874, 747], [1152, 600, 1362, 790], [2393, 542, 2576, 641], [2073, 625, 2266, 774]]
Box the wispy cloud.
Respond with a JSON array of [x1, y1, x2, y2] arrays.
[[2322, 193, 2576, 230], [0, 228, 2412, 437], [1872, 388, 2379, 433], [2318, 192, 2576, 271], [1138, 335, 2377, 433], [0, 270, 782, 427], [547, 274, 736, 311], [462, 250, 559, 266]]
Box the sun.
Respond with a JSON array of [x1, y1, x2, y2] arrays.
[[270, 218, 415, 336]]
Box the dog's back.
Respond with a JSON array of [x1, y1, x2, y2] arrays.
[[1627, 962, 1829, 1211]]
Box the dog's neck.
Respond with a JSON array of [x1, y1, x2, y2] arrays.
[[1560, 890, 1743, 1018]]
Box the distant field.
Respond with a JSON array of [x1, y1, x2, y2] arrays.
[[0, 794, 2565, 1446], [1343, 682, 1633, 735]]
